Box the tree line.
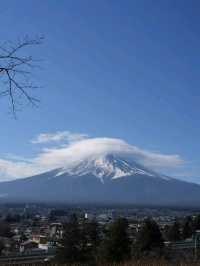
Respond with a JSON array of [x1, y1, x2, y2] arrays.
[[56, 214, 200, 264]]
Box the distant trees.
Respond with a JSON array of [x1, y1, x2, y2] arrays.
[[165, 216, 196, 242], [135, 218, 164, 257], [56, 214, 100, 264], [57, 216, 131, 264], [193, 214, 200, 231], [0, 241, 4, 255], [166, 220, 181, 242], [182, 216, 194, 240], [0, 222, 13, 238], [98, 218, 131, 263], [56, 214, 200, 264], [56, 214, 83, 263], [83, 219, 100, 261], [49, 209, 68, 220], [5, 214, 21, 223]]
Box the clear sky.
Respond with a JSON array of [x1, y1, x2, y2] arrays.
[[0, 0, 200, 183]]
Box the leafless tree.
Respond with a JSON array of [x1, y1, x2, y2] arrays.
[[0, 36, 43, 116]]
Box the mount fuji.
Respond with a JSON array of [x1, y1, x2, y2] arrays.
[[54, 154, 162, 183], [0, 153, 200, 206]]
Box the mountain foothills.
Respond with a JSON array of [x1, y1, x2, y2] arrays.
[[0, 153, 200, 206]]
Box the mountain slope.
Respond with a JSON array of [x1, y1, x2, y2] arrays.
[[0, 154, 199, 206], [54, 154, 165, 182]]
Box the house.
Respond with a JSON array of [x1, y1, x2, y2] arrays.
[[20, 240, 38, 253]]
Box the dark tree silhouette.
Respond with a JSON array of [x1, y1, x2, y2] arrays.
[[182, 216, 194, 240], [193, 214, 200, 230], [56, 214, 95, 264], [166, 220, 181, 242], [56, 214, 82, 263], [99, 218, 131, 263], [0, 222, 13, 238], [83, 219, 100, 262], [0, 36, 43, 115], [136, 218, 164, 256]]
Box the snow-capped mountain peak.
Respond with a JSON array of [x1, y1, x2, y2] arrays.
[[55, 154, 159, 183]]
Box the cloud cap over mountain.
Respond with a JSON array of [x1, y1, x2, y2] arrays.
[[40, 137, 183, 168], [0, 132, 184, 181]]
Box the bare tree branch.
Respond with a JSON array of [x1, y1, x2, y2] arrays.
[[0, 36, 43, 116]]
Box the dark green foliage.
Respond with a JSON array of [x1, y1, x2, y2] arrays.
[[56, 214, 200, 265], [163, 225, 170, 241], [0, 222, 13, 238], [5, 214, 21, 223], [20, 232, 28, 242], [81, 219, 100, 264], [49, 209, 68, 220], [98, 218, 131, 263], [56, 214, 83, 263], [136, 218, 163, 256], [84, 219, 100, 254], [0, 241, 4, 255], [182, 216, 194, 240], [56, 215, 100, 264], [193, 215, 200, 230], [166, 220, 181, 242]]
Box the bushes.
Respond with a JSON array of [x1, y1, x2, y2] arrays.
[[98, 218, 131, 263], [55, 215, 200, 265], [56, 214, 100, 264], [135, 219, 164, 257]]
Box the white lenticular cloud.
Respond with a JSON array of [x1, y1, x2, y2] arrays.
[[31, 131, 88, 144], [34, 138, 184, 169], [0, 159, 42, 181], [0, 135, 185, 181]]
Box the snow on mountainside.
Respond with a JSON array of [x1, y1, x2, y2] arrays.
[[1, 149, 200, 206], [54, 154, 170, 183]]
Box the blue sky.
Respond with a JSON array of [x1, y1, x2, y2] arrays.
[[0, 0, 200, 182]]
